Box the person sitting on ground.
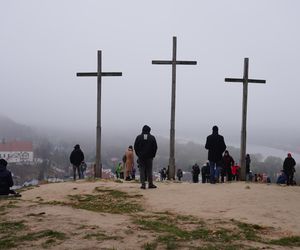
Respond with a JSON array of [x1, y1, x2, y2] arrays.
[[0, 159, 20, 197], [276, 170, 287, 185]]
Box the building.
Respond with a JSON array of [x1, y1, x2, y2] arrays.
[[0, 140, 34, 163]]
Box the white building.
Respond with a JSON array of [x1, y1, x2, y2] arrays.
[[0, 140, 34, 163]]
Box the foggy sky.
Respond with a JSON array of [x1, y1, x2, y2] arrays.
[[1, 0, 299, 144]]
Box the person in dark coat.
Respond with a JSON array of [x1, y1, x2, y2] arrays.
[[246, 154, 251, 181], [283, 153, 296, 186], [176, 168, 183, 181], [69, 144, 85, 181], [0, 159, 17, 196], [222, 150, 234, 182], [205, 126, 226, 184], [201, 161, 210, 183], [134, 125, 158, 189], [192, 163, 200, 183]]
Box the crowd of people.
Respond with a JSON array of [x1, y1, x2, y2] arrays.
[[0, 125, 298, 196]]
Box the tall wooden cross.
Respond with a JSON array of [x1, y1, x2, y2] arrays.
[[152, 36, 197, 180], [77, 50, 122, 178], [225, 58, 266, 181]]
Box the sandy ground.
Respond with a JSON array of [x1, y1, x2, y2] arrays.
[[1, 180, 300, 249]]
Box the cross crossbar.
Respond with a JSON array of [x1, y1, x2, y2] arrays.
[[77, 72, 122, 77], [225, 57, 266, 182], [225, 78, 266, 84], [76, 50, 122, 179], [152, 60, 197, 65]]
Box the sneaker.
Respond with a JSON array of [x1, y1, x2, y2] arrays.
[[148, 184, 157, 189], [140, 184, 146, 189]]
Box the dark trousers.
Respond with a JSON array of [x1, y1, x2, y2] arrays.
[[192, 174, 199, 183], [139, 158, 153, 186], [73, 165, 82, 180], [286, 173, 294, 186], [225, 166, 232, 181]]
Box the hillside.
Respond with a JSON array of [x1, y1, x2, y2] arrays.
[[0, 180, 300, 249], [0, 115, 37, 141]]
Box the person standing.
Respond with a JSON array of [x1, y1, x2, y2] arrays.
[[201, 161, 210, 183], [205, 126, 226, 184], [192, 163, 200, 183], [69, 144, 84, 180], [245, 154, 251, 181], [125, 145, 134, 181], [283, 153, 296, 186], [222, 150, 234, 182], [134, 125, 158, 189]]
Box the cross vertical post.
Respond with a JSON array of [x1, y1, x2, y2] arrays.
[[152, 36, 197, 180], [77, 50, 122, 178], [96, 50, 102, 178], [170, 36, 177, 178], [225, 58, 266, 181]]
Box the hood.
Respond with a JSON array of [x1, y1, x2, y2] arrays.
[[142, 125, 151, 134]]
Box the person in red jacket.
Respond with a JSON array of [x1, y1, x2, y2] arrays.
[[222, 150, 234, 182]]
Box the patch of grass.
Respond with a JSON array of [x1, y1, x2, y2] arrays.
[[18, 230, 67, 242], [143, 241, 158, 250], [0, 229, 66, 249], [83, 231, 122, 241], [0, 201, 19, 212], [196, 244, 257, 250], [235, 221, 262, 241], [0, 220, 26, 234], [66, 187, 143, 214], [134, 215, 269, 249], [0, 237, 16, 249], [269, 236, 300, 247]]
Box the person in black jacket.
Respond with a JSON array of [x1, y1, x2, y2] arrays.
[[283, 153, 296, 186], [192, 163, 200, 183], [0, 159, 17, 196], [205, 126, 226, 184], [69, 144, 85, 181], [134, 125, 157, 189], [222, 150, 234, 182]]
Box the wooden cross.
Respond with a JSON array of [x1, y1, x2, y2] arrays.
[[225, 58, 266, 181], [77, 50, 122, 178], [152, 36, 197, 180]]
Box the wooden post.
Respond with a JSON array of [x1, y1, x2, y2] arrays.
[[152, 36, 197, 180], [225, 58, 266, 181], [77, 50, 122, 178]]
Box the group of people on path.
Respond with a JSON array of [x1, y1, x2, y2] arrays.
[[115, 146, 136, 181], [276, 153, 297, 185], [68, 124, 297, 188]]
